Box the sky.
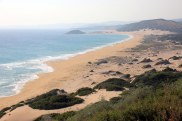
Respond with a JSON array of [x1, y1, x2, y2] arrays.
[[0, 0, 182, 28]]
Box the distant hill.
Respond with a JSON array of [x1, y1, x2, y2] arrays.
[[117, 19, 182, 33], [66, 30, 85, 34], [173, 18, 182, 23]]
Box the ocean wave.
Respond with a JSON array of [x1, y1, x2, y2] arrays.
[[12, 74, 39, 94]]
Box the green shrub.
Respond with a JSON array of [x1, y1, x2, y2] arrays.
[[0, 111, 6, 119], [109, 97, 123, 104], [169, 56, 182, 60], [75, 87, 96, 96], [133, 69, 182, 87], [29, 89, 84, 110], [163, 67, 177, 72], [67, 73, 182, 121], [155, 59, 171, 65], [35, 71, 182, 121], [89, 110, 122, 121], [179, 64, 182, 68], [67, 101, 112, 121], [94, 78, 134, 91], [120, 94, 182, 121], [34, 111, 76, 121], [140, 58, 153, 63], [1, 107, 11, 112], [122, 74, 130, 79], [10, 103, 24, 111]]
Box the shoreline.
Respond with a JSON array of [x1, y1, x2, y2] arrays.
[[0, 29, 177, 121], [0, 30, 143, 109], [0, 33, 131, 98]]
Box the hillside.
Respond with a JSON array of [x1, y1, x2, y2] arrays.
[[34, 69, 182, 121], [66, 30, 85, 34], [117, 19, 182, 32]]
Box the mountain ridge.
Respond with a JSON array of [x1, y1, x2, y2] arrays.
[[117, 19, 182, 32]]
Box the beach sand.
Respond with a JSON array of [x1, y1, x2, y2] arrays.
[[1, 29, 180, 121]]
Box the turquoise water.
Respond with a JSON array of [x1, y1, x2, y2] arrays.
[[0, 29, 129, 97]]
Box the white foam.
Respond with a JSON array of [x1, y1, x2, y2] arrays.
[[12, 74, 39, 94], [0, 59, 54, 97]]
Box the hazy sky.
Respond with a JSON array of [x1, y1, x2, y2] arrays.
[[0, 0, 181, 27]]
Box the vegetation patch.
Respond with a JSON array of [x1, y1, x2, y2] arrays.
[[162, 67, 177, 72], [142, 64, 152, 68], [36, 70, 182, 121], [169, 56, 182, 60], [75, 87, 96, 96], [94, 78, 134, 91], [10, 103, 24, 111], [67, 101, 112, 121], [133, 69, 182, 87], [110, 97, 123, 104], [0, 103, 25, 119], [140, 58, 153, 63], [121, 74, 131, 79], [179, 64, 182, 68], [155, 59, 171, 65], [1, 107, 11, 112], [34, 111, 76, 121], [95, 59, 108, 65], [132, 58, 138, 62], [144, 34, 182, 44], [67, 79, 182, 121], [0, 111, 6, 119], [28, 89, 84, 110]]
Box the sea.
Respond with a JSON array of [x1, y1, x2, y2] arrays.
[[0, 29, 130, 97]]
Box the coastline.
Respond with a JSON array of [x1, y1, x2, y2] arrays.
[[0, 30, 143, 109], [0, 29, 172, 109], [0, 33, 131, 98], [0, 29, 177, 121]]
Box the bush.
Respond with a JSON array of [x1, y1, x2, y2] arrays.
[[179, 64, 182, 68], [29, 89, 84, 110], [37, 72, 182, 121], [119, 81, 182, 121], [155, 59, 171, 65], [142, 64, 152, 68], [109, 97, 123, 104], [34, 111, 76, 121], [169, 56, 182, 60], [0, 111, 6, 119], [35, 71, 182, 121], [68, 79, 182, 121], [133, 69, 182, 87], [67, 101, 112, 121], [140, 58, 153, 63], [122, 74, 130, 79], [10, 103, 24, 111], [163, 67, 177, 72], [94, 78, 134, 91], [75, 87, 96, 96], [132, 59, 138, 62], [1, 107, 11, 112]]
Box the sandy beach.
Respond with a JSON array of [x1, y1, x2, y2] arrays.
[[1, 29, 181, 121]]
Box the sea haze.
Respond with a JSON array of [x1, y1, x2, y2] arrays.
[[0, 29, 129, 97]]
